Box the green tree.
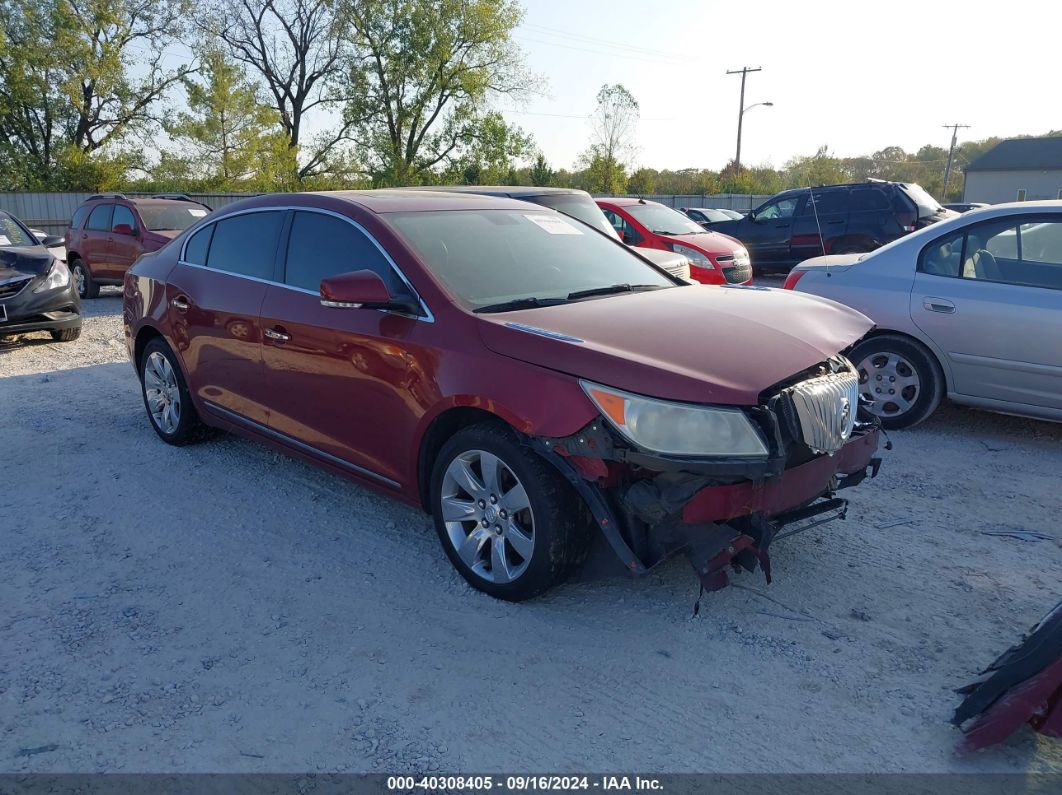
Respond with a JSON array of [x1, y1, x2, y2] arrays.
[[0, 0, 191, 189], [626, 167, 656, 194], [529, 153, 553, 186], [342, 0, 533, 186], [578, 83, 638, 194], [215, 0, 354, 181], [163, 47, 295, 190]]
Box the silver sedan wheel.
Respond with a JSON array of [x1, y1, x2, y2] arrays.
[[856, 351, 920, 419], [440, 449, 535, 584], [143, 351, 181, 435]]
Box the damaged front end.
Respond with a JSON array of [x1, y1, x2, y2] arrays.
[[527, 357, 884, 594]]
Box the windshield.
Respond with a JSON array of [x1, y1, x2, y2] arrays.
[[626, 203, 705, 236], [0, 212, 37, 247], [529, 193, 619, 239], [901, 184, 944, 217], [386, 209, 675, 310], [137, 204, 209, 231]]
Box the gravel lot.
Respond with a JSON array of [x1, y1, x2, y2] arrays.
[[2, 292, 1060, 773]]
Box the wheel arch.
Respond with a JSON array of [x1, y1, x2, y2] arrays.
[[416, 406, 514, 511], [854, 326, 950, 391], [133, 324, 165, 374]]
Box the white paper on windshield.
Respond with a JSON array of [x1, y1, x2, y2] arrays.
[[187, 208, 208, 217], [0, 236, 10, 246], [524, 214, 582, 235]]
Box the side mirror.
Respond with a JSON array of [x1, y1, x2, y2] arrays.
[[41, 234, 66, 247], [113, 223, 136, 236], [320, 269, 420, 315]]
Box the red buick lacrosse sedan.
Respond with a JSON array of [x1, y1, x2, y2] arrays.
[[124, 190, 881, 601]]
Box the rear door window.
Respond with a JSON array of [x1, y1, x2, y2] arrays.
[[86, 204, 113, 231], [800, 189, 848, 215], [205, 211, 284, 280], [849, 188, 891, 212], [283, 211, 398, 293]]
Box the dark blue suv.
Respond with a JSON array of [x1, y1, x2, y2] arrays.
[[710, 180, 957, 272]]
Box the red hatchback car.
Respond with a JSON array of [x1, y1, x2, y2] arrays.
[[597, 197, 753, 284], [124, 191, 882, 601], [66, 194, 211, 298]]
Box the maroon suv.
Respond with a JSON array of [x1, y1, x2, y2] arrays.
[[66, 194, 211, 298], [123, 191, 883, 602]]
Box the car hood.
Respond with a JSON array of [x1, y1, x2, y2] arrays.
[[661, 230, 743, 255], [476, 285, 874, 405], [0, 247, 52, 281]]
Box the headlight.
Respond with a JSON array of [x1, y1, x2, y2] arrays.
[[734, 248, 750, 267], [669, 243, 714, 269], [581, 380, 769, 458], [32, 259, 71, 293]]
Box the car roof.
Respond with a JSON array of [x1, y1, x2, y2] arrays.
[[204, 189, 545, 216], [401, 185, 589, 199], [597, 197, 665, 208]]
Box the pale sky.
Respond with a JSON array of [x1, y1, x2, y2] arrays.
[[502, 0, 1061, 172]]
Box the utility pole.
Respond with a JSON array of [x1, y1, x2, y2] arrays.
[[942, 123, 970, 201], [727, 66, 762, 169]]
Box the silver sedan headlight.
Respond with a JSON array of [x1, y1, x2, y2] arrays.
[[581, 380, 769, 458]]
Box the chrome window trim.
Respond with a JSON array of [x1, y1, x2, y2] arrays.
[[178, 205, 434, 322], [203, 401, 401, 489]]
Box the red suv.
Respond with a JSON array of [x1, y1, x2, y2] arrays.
[[124, 191, 881, 601], [597, 197, 753, 284], [66, 194, 211, 298]]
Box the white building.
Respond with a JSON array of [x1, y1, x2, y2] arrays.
[[963, 136, 1062, 204]]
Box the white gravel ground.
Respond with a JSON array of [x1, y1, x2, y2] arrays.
[[1, 293, 1060, 774]]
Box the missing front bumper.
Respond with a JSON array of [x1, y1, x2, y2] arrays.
[[528, 420, 882, 593]]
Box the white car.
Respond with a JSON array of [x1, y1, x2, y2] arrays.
[[784, 201, 1062, 428]]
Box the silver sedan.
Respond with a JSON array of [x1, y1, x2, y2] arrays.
[[785, 201, 1062, 428]]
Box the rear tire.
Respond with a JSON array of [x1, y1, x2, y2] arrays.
[[140, 338, 210, 445], [70, 258, 99, 299], [849, 334, 943, 429], [50, 326, 81, 342], [430, 422, 591, 601]]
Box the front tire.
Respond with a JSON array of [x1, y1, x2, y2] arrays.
[[50, 326, 81, 342], [430, 423, 591, 601], [140, 338, 210, 445], [70, 258, 99, 299], [849, 334, 943, 429]]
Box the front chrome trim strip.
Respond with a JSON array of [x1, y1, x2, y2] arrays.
[[203, 401, 402, 489], [177, 205, 435, 323]]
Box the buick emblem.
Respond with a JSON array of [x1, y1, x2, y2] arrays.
[[839, 397, 851, 426]]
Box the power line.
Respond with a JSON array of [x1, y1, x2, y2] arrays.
[[514, 34, 685, 66], [520, 22, 687, 62]]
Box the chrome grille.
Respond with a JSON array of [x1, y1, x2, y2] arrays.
[[786, 366, 859, 454], [722, 262, 752, 283], [0, 276, 33, 299]]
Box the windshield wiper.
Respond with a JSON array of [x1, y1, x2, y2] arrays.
[[473, 296, 570, 314], [566, 283, 663, 301]]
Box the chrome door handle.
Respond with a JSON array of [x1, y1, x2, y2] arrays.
[[171, 296, 190, 310], [264, 327, 290, 342], [923, 297, 955, 314]]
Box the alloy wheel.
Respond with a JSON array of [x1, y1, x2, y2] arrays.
[[440, 449, 535, 584], [143, 351, 181, 435], [856, 351, 920, 419], [73, 264, 86, 296]]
